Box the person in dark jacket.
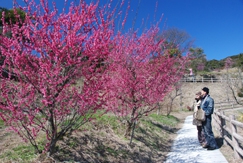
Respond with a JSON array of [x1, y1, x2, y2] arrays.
[[200, 87, 218, 150]]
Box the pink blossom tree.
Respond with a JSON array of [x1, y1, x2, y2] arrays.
[[0, 0, 114, 154], [0, 0, 189, 154], [105, 27, 188, 143], [224, 57, 233, 70]]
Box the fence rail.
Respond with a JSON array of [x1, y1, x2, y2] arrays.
[[181, 77, 240, 83], [215, 101, 243, 110], [213, 107, 243, 160]]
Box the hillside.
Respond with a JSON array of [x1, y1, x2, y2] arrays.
[[161, 81, 237, 114]]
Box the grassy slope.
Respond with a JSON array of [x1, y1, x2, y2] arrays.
[[0, 112, 192, 163]]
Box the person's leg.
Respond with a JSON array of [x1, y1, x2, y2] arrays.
[[197, 125, 206, 144], [203, 116, 218, 149], [201, 122, 209, 147], [201, 128, 206, 144]]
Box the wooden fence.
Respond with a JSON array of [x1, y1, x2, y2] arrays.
[[213, 105, 243, 160], [215, 101, 243, 110], [181, 77, 240, 83]]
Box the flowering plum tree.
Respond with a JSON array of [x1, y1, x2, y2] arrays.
[[105, 28, 188, 142], [0, 0, 114, 154], [0, 0, 189, 154]]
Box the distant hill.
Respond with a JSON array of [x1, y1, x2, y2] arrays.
[[223, 53, 243, 67], [209, 53, 243, 62], [203, 53, 243, 72]]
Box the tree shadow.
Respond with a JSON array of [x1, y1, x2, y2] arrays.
[[150, 119, 180, 133], [49, 117, 179, 163], [52, 130, 168, 163]]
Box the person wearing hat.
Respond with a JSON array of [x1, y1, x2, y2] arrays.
[[200, 87, 218, 150], [192, 91, 206, 145]]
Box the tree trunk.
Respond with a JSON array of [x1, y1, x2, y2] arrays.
[[125, 121, 132, 137], [48, 139, 58, 155], [47, 110, 58, 155], [129, 121, 136, 145]]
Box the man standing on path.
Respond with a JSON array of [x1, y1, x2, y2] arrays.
[[200, 87, 218, 150]]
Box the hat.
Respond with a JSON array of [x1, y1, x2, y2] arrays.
[[195, 91, 201, 96], [202, 87, 209, 94]]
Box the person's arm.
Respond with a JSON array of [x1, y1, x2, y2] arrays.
[[187, 100, 194, 111]]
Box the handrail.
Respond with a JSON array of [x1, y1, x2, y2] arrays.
[[181, 77, 241, 83], [213, 109, 243, 161]]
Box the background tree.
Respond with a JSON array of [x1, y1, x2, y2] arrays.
[[188, 47, 207, 74], [235, 53, 243, 70], [224, 58, 233, 101], [0, 7, 26, 35], [157, 27, 194, 57], [205, 59, 224, 72], [235, 54, 243, 95], [162, 82, 183, 116]]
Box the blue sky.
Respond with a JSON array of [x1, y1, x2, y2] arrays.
[[1, 0, 243, 61]]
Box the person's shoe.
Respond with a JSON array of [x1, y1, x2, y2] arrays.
[[201, 143, 208, 148], [207, 147, 217, 150]]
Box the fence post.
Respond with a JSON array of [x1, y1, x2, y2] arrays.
[[230, 115, 240, 160], [220, 111, 227, 145]]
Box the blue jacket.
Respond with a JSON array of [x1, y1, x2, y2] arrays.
[[200, 95, 214, 116]]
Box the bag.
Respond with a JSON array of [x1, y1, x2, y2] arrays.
[[195, 108, 205, 121]]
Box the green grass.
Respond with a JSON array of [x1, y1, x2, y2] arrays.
[[95, 113, 119, 128], [0, 145, 38, 163], [0, 119, 4, 128], [0, 135, 45, 163], [148, 113, 179, 127], [90, 112, 125, 135]]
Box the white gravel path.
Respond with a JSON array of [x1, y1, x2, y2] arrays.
[[165, 115, 228, 163]]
